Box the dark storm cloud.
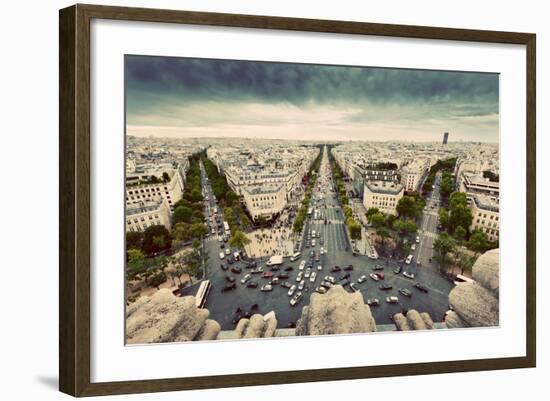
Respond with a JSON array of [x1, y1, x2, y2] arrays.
[[125, 55, 499, 142], [125, 55, 498, 109]]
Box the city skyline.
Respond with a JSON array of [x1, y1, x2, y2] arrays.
[[125, 55, 499, 143]]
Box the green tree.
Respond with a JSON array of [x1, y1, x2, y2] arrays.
[[396, 196, 417, 218], [366, 207, 380, 218], [173, 206, 193, 224], [449, 204, 473, 234], [172, 222, 191, 242], [440, 172, 454, 198], [453, 226, 467, 243], [433, 232, 457, 273], [438, 208, 449, 230], [126, 231, 143, 251], [229, 230, 251, 250], [343, 206, 353, 220], [126, 248, 146, 282], [368, 212, 386, 229], [142, 225, 172, 255], [348, 219, 362, 240], [189, 223, 208, 239], [467, 230, 489, 255]]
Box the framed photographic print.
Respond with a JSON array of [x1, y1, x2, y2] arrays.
[[59, 4, 536, 397]]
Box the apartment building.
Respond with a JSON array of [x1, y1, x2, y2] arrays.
[[470, 194, 499, 242], [242, 185, 287, 221], [363, 181, 405, 215], [125, 169, 183, 212], [126, 198, 171, 232]]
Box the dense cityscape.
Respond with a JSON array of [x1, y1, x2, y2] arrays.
[[125, 134, 500, 341]]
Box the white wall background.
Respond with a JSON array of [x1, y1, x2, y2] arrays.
[[0, 0, 546, 400]]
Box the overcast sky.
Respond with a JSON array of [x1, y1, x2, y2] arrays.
[[125, 55, 499, 143]]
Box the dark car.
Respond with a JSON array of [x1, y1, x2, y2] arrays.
[[393, 265, 402, 274], [220, 264, 228, 271], [278, 273, 289, 280], [379, 283, 393, 290], [246, 281, 258, 288], [340, 273, 351, 281], [372, 265, 384, 271], [399, 288, 412, 297], [263, 271, 274, 278], [281, 281, 292, 289], [221, 283, 237, 292], [339, 279, 350, 287], [414, 283, 429, 293], [225, 276, 236, 283], [270, 266, 280, 271], [220, 243, 225, 249], [284, 266, 294, 272], [230, 267, 242, 274], [331, 266, 341, 273], [344, 265, 354, 271]]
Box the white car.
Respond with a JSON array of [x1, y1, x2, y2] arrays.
[[411, 244, 416, 251], [416, 236, 420, 243], [296, 271, 304, 282], [405, 254, 413, 265], [357, 275, 367, 283], [288, 284, 297, 297], [369, 273, 379, 281], [317, 265, 323, 271], [403, 271, 415, 279], [304, 269, 311, 278], [298, 279, 306, 291], [310, 272, 317, 283], [219, 252, 225, 259], [225, 248, 231, 255], [299, 260, 306, 270], [240, 274, 251, 284]]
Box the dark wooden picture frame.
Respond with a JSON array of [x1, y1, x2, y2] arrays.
[[59, 3, 536, 397]]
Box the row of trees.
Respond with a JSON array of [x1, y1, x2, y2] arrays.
[[422, 157, 456, 192], [292, 149, 323, 234], [366, 194, 424, 257], [329, 150, 361, 239], [201, 155, 252, 232]]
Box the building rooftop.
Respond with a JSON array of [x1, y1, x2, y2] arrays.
[[364, 180, 404, 195]]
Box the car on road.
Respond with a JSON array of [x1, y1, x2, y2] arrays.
[[399, 288, 412, 297], [386, 296, 399, 304], [260, 284, 273, 292], [290, 292, 303, 306], [405, 254, 413, 264], [340, 272, 351, 280], [357, 275, 367, 283], [416, 236, 420, 243], [339, 279, 350, 287], [281, 281, 292, 289], [376, 272, 385, 280], [310, 272, 317, 282], [240, 274, 252, 284], [263, 271, 274, 278], [298, 279, 306, 291], [317, 265, 323, 271], [403, 271, 415, 279], [411, 244, 416, 251], [315, 286, 327, 294], [225, 248, 231, 255], [379, 283, 392, 290], [250, 266, 263, 274], [231, 267, 242, 274], [270, 265, 280, 271], [221, 283, 236, 292], [220, 243, 225, 249], [225, 276, 236, 283], [367, 298, 380, 306], [330, 266, 341, 273], [220, 264, 228, 271], [284, 266, 294, 272], [278, 273, 289, 279], [344, 264, 354, 271], [299, 260, 306, 270], [372, 265, 384, 271], [369, 273, 379, 281], [414, 283, 429, 293], [288, 285, 297, 296], [246, 281, 258, 288], [296, 271, 304, 282], [393, 265, 402, 274], [350, 283, 360, 292], [219, 252, 225, 259], [320, 280, 333, 289], [270, 277, 280, 285], [324, 276, 336, 284], [304, 268, 312, 278]]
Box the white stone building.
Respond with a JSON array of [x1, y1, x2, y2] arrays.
[[126, 198, 171, 232], [469, 194, 499, 242], [363, 181, 405, 215], [125, 169, 183, 212], [242, 185, 287, 221]]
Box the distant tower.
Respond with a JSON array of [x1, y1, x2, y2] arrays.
[[442, 132, 449, 145]]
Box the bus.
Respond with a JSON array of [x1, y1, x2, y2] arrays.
[[195, 280, 212, 308], [223, 221, 230, 236], [454, 274, 474, 285]]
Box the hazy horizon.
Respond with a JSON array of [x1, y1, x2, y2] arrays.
[[125, 56, 500, 143]]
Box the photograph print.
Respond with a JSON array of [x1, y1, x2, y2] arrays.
[[124, 55, 500, 344]]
